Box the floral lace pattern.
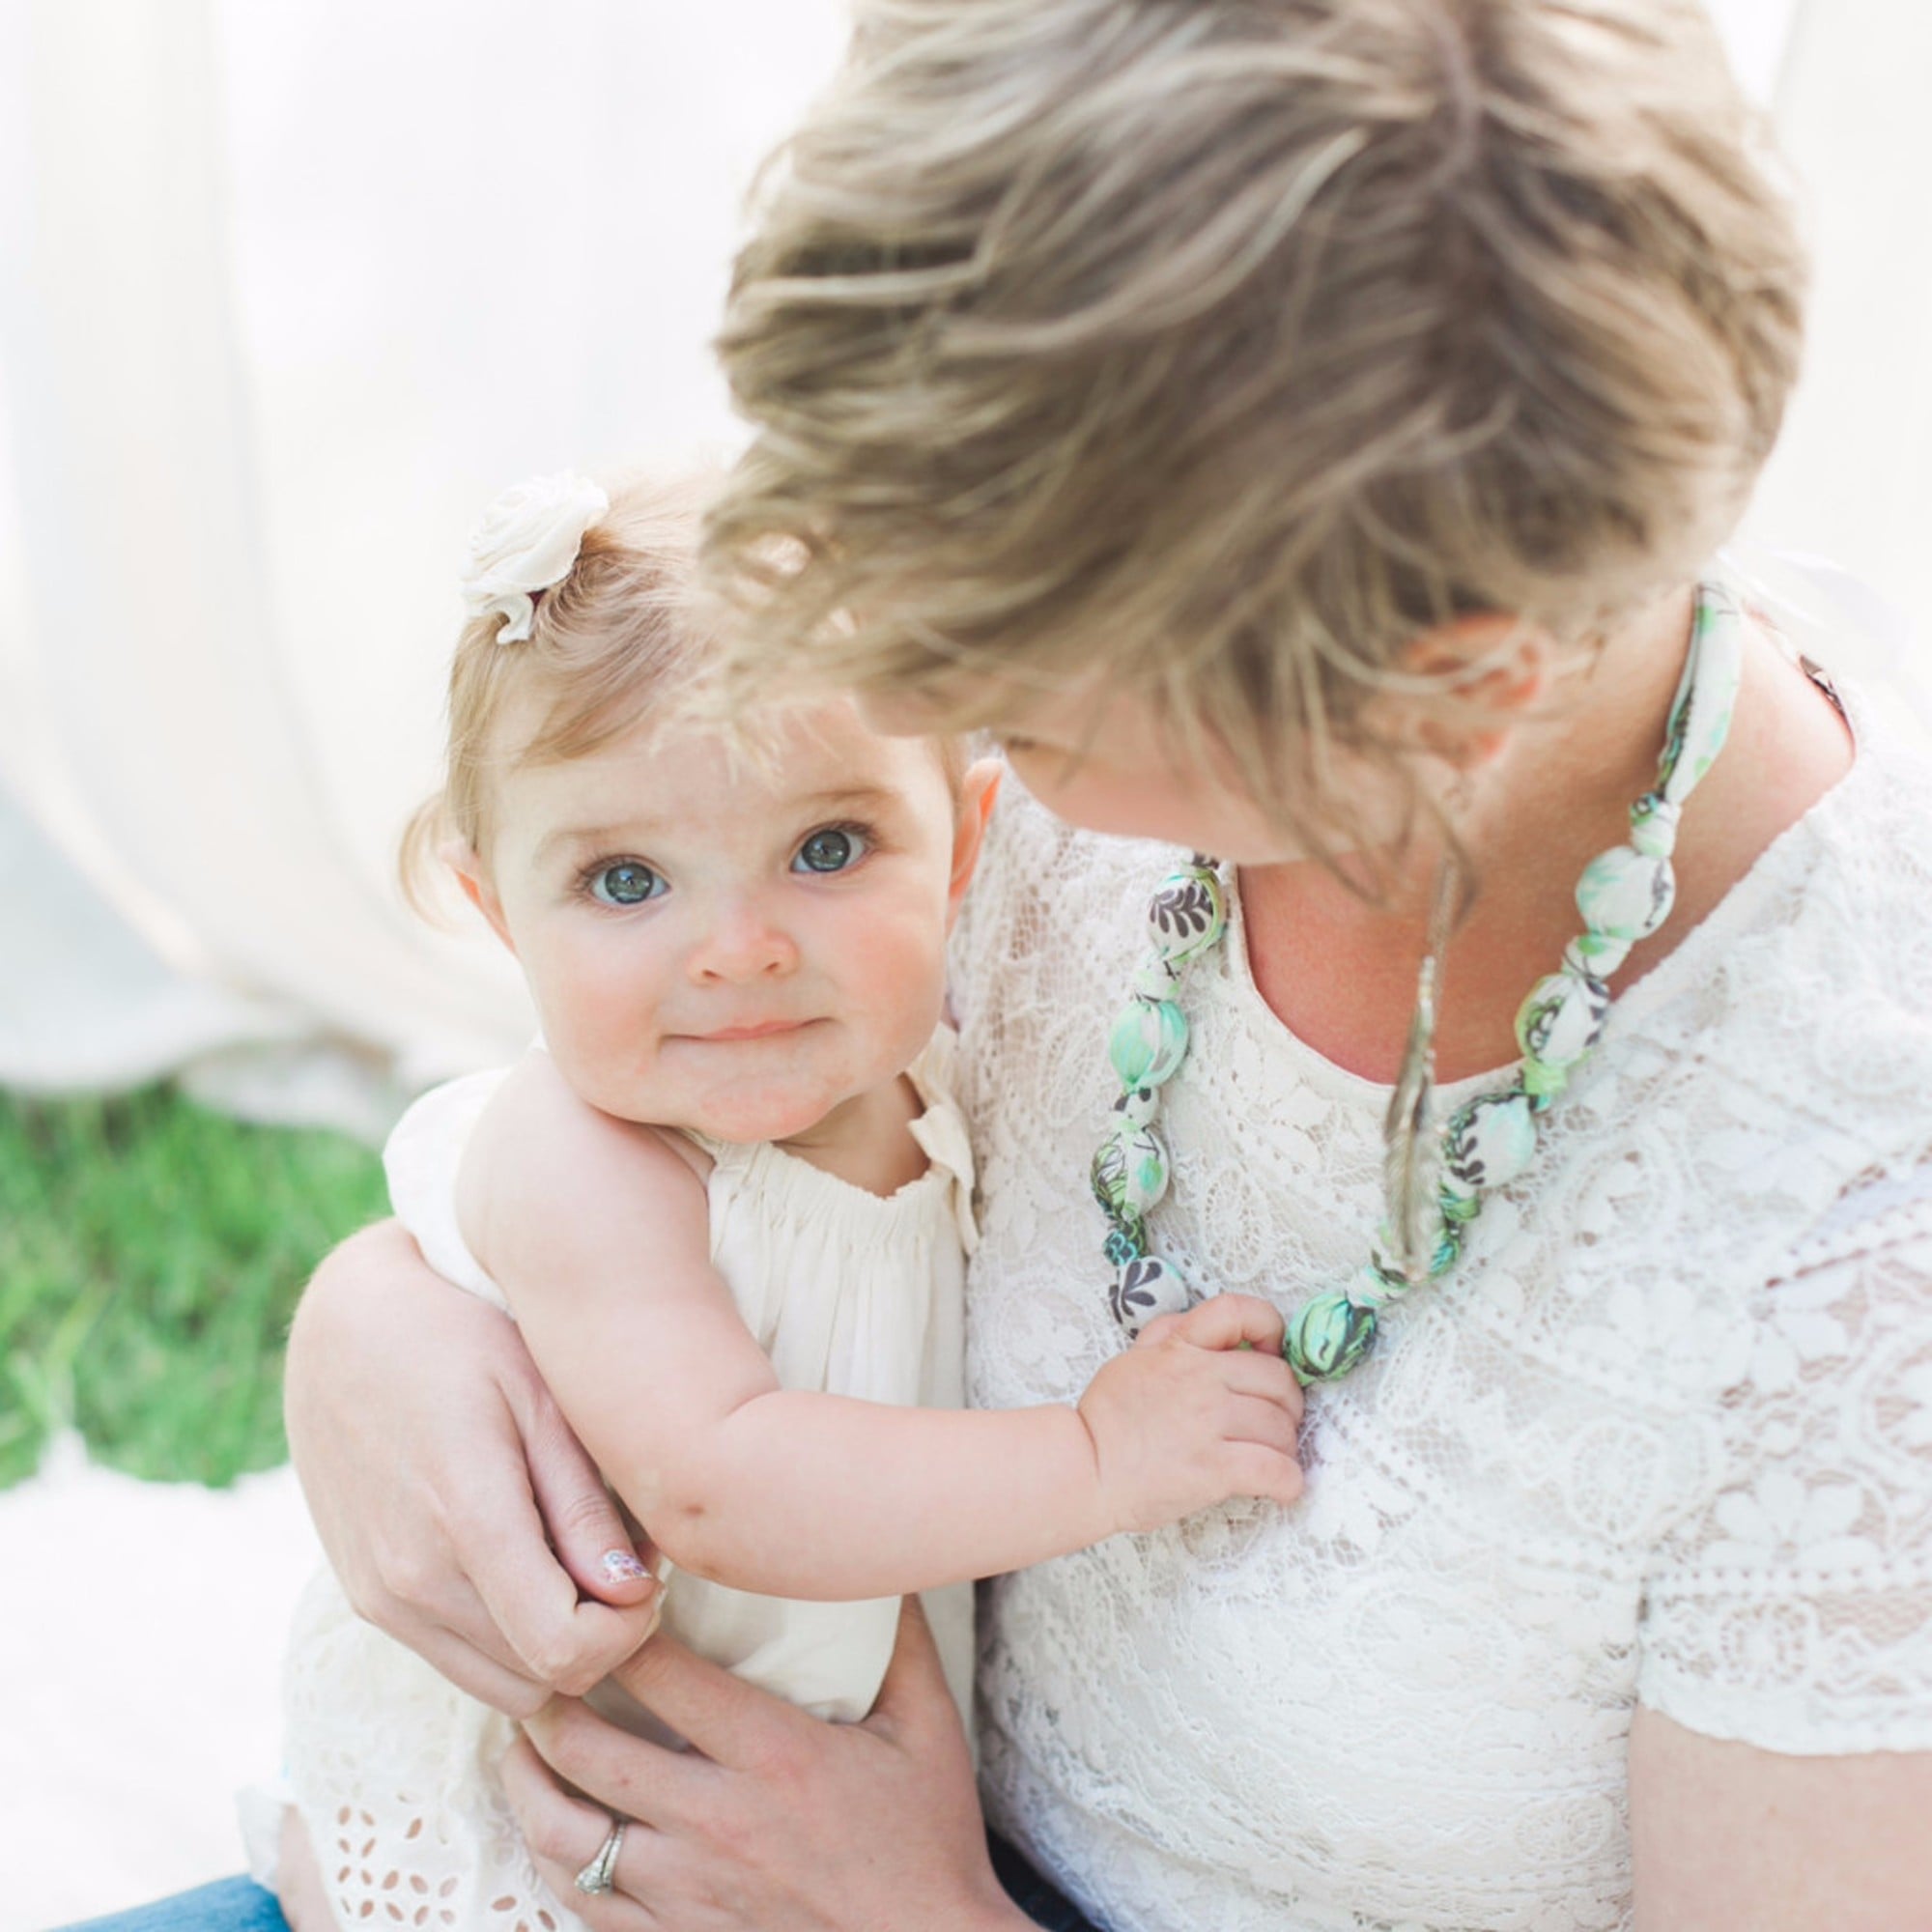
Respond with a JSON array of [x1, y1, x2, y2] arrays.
[[954, 693, 1932, 1932]]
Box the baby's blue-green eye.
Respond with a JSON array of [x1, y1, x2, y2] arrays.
[[589, 862, 665, 907], [793, 827, 869, 875]]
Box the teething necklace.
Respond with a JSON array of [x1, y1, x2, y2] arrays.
[[1091, 582, 1746, 1383]]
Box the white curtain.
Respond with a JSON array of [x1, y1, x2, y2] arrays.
[[0, 0, 1923, 1139], [0, 0, 848, 1135]]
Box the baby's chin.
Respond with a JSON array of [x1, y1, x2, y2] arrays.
[[679, 1087, 841, 1146], [592, 1069, 851, 1148]]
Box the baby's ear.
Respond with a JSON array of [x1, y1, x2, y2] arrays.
[[441, 837, 516, 954], [947, 758, 1003, 926]]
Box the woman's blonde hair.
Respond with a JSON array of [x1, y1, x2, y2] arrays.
[[706, 0, 1805, 838], [401, 473, 711, 908]]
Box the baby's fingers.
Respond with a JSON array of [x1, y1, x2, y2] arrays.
[[1154, 1293, 1286, 1355], [1213, 1346, 1306, 1430], [1222, 1389, 1304, 1461], [1215, 1440, 1306, 1509]]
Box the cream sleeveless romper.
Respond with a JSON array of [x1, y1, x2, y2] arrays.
[[270, 1029, 977, 1932]]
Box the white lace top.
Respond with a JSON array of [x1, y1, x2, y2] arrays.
[[953, 690, 1932, 1932]]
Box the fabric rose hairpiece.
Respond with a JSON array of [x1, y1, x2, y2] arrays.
[[458, 471, 610, 643]]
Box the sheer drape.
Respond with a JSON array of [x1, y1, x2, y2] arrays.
[[0, 0, 845, 1133], [0, 0, 1923, 1137]]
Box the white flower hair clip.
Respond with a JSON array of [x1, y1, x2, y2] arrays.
[[459, 471, 611, 643]]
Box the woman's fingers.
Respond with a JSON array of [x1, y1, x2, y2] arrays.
[[606, 1629, 816, 1775], [388, 1598, 563, 1719], [499, 1735, 660, 1928], [288, 1224, 655, 1708], [522, 1634, 1001, 1932], [523, 1689, 706, 1829], [864, 1597, 959, 1749], [461, 1508, 663, 1699], [520, 1395, 663, 1608]]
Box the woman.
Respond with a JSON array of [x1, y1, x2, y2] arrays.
[[184, 1, 1932, 1926]]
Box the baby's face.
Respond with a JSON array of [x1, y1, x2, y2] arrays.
[[473, 701, 976, 1143]]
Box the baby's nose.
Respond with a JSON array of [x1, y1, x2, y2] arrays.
[[688, 901, 800, 981]]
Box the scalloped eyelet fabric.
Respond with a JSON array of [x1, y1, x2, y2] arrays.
[[952, 700, 1932, 1932]]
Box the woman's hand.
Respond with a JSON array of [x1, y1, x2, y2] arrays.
[[284, 1220, 663, 1717], [506, 1599, 1031, 1931]]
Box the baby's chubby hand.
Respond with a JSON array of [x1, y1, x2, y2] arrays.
[[1077, 1293, 1305, 1534]]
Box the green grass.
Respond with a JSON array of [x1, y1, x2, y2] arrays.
[[0, 1084, 388, 1491]]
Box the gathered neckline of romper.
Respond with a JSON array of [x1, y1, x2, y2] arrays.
[[680, 1028, 974, 1219]]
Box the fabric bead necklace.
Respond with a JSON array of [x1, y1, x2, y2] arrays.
[[1091, 582, 1747, 1383]]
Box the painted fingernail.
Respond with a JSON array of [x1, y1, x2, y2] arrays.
[[601, 1549, 653, 1584]]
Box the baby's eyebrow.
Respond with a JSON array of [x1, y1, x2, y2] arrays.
[[532, 787, 901, 864], [790, 783, 900, 814], [535, 823, 649, 862]]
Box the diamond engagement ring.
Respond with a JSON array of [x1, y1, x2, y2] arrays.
[[574, 1817, 627, 1896]]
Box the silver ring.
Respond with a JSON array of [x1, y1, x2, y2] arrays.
[[573, 1816, 627, 1896]]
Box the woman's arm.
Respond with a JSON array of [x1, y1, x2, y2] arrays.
[[507, 1598, 1034, 1931], [469, 1059, 1305, 1601], [1629, 1706, 1932, 1928], [284, 1221, 663, 1717]]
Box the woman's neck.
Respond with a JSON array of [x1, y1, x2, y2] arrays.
[[1240, 589, 1855, 1085]]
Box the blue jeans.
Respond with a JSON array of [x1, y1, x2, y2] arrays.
[[989, 1833, 1104, 1930], [56, 1847, 1095, 1932], [59, 1876, 289, 1932]]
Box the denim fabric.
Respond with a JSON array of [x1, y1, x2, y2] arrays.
[[58, 1875, 290, 1932], [989, 1833, 1104, 1931], [61, 1852, 1090, 1932]]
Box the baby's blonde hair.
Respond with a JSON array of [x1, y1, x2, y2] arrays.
[[402, 473, 711, 907], [705, 0, 1805, 839], [402, 471, 972, 912]]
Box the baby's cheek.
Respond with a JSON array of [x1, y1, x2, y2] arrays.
[[840, 911, 949, 1046]]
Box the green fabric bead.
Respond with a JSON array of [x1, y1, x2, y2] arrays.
[[1576, 844, 1676, 943], [1514, 969, 1607, 1068], [1109, 996, 1189, 1088], [1520, 1057, 1568, 1103], [1442, 1091, 1539, 1195], [1111, 1253, 1193, 1338], [1147, 867, 1227, 965], [1285, 1292, 1379, 1385], [1094, 1125, 1169, 1219], [1091, 1134, 1129, 1220]]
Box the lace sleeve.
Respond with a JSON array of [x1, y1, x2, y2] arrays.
[[1636, 1176, 1932, 1754]]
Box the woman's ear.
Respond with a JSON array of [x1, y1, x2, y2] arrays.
[[945, 757, 1003, 929], [440, 837, 516, 954], [1399, 613, 1553, 768]]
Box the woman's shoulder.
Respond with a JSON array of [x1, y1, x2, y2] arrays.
[[1632, 684, 1932, 1181]]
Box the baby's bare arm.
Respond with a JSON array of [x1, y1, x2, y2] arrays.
[[466, 1062, 1303, 1601]]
